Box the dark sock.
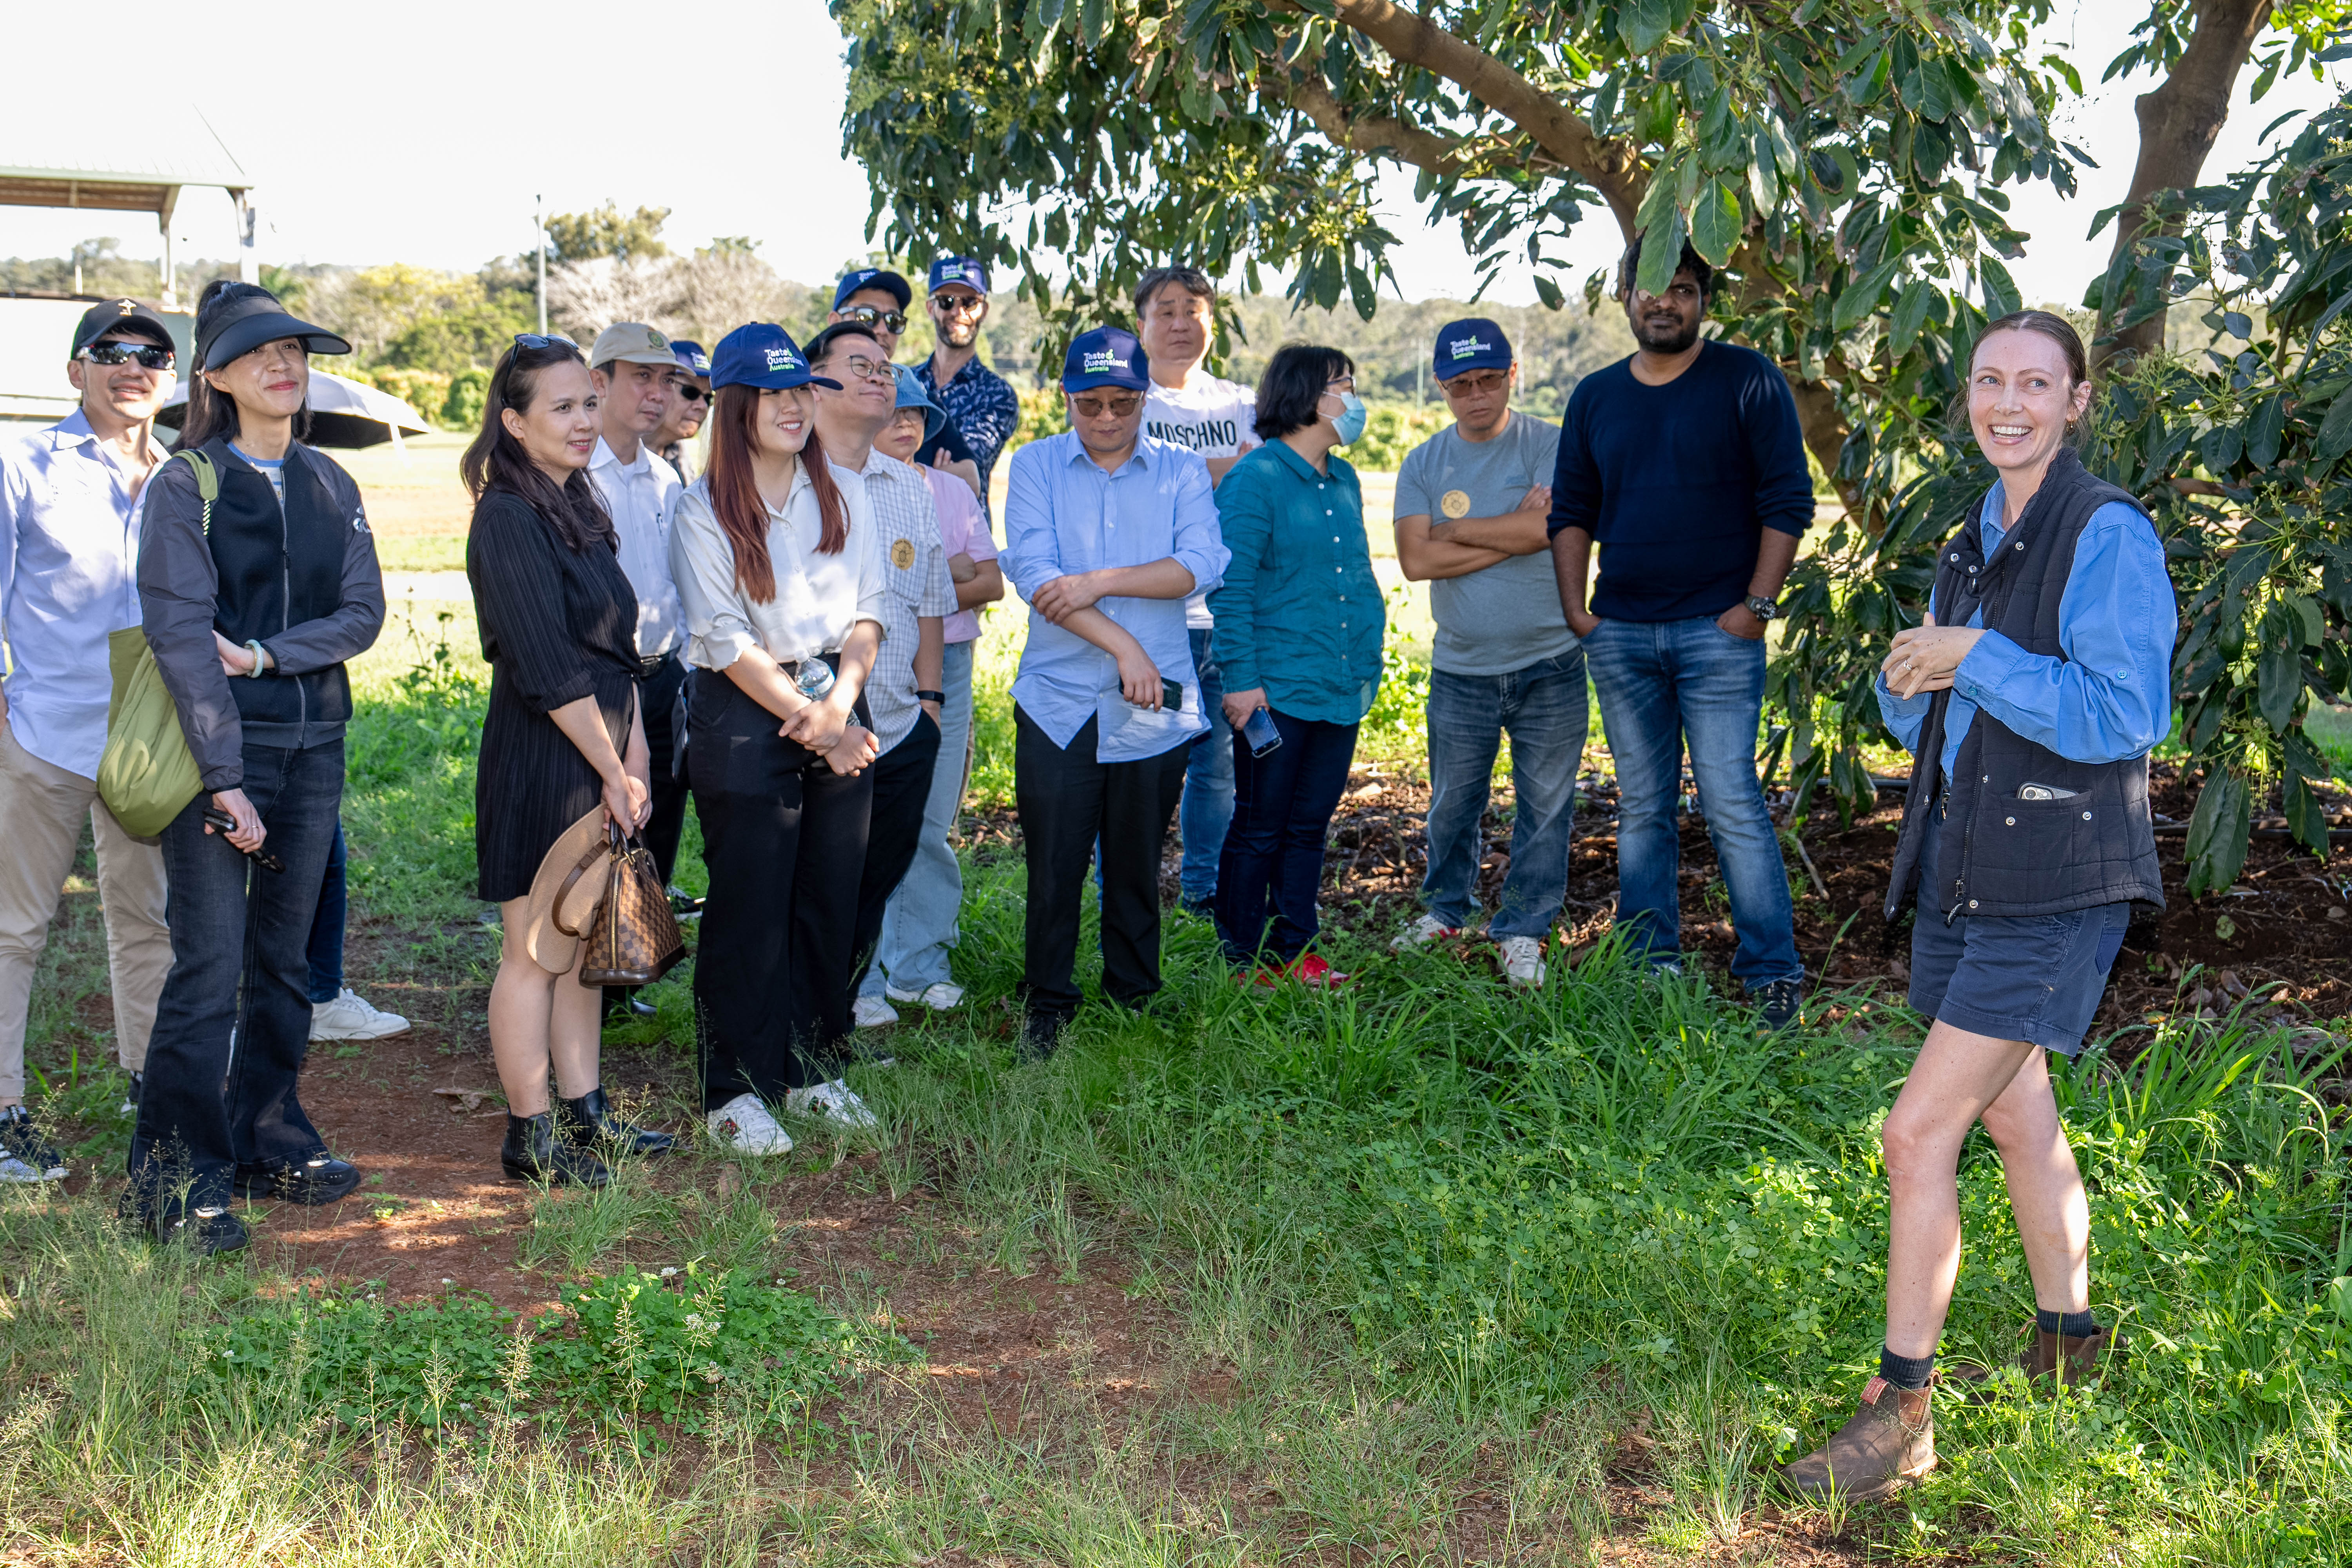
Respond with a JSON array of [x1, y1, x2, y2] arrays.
[[1878, 1345, 1936, 1390], [2040, 1307, 2101, 1339]]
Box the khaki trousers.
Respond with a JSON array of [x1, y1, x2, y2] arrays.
[[0, 722, 172, 1097]]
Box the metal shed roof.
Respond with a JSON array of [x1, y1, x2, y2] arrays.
[[0, 108, 250, 214]]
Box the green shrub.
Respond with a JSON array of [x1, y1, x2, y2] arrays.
[[443, 367, 491, 432], [359, 367, 453, 429], [1004, 383, 1069, 459], [1347, 401, 1451, 473]]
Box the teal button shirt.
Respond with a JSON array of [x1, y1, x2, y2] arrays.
[[1207, 440, 1385, 724]]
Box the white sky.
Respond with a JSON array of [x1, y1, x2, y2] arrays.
[[4, 2, 2344, 309]]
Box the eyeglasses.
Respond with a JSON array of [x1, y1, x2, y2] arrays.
[[1070, 392, 1143, 418], [824, 355, 894, 384], [1440, 371, 1510, 397], [838, 306, 908, 334], [671, 382, 710, 405], [931, 294, 985, 315], [511, 332, 577, 351], [78, 341, 174, 370]]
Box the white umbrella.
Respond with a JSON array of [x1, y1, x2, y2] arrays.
[[159, 367, 432, 450]]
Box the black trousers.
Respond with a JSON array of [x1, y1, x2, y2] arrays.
[[1215, 710, 1360, 966], [848, 713, 942, 998], [1014, 706, 1189, 1023], [639, 650, 690, 882], [686, 672, 871, 1109]]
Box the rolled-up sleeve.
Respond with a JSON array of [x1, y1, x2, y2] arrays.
[[1204, 465, 1272, 695], [997, 443, 1062, 597], [265, 459, 385, 675], [470, 497, 596, 712], [1874, 675, 1931, 755], [667, 487, 760, 671], [136, 459, 245, 790], [1167, 453, 1228, 602], [1953, 503, 2176, 763]]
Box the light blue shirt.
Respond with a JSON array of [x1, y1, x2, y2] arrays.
[[1876, 491, 2175, 781], [0, 409, 169, 778], [999, 430, 1230, 762]]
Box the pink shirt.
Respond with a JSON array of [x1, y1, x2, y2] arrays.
[[925, 465, 997, 643]]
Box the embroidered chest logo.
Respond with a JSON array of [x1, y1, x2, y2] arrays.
[[890, 537, 915, 570], [1440, 490, 1472, 519]]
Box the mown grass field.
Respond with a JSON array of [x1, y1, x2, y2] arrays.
[[4, 535, 2350, 1563]]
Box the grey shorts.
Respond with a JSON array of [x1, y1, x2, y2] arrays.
[[1907, 831, 2131, 1057]]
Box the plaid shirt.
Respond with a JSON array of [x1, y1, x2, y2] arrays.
[[916, 354, 1021, 485], [835, 451, 956, 754]]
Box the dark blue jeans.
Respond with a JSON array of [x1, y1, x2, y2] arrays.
[[1423, 649, 1588, 938], [1581, 616, 1800, 986], [129, 740, 345, 1216], [1214, 708, 1359, 966], [1178, 626, 1234, 904], [306, 820, 346, 1004]]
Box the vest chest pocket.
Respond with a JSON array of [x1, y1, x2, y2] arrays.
[[1987, 793, 2097, 880]]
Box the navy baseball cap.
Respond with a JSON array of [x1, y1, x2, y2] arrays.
[[927, 256, 990, 296], [708, 323, 841, 392], [832, 267, 912, 311], [1432, 317, 1513, 379], [669, 339, 711, 378], [1062, 327, 1149, 392]]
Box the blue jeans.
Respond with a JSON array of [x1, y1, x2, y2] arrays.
[[1178, 626, 1234, 904], [1214, 709, 1358, 965], [1581, 616, 1800, 986], [129, 740, 344, 1215], [305, 820, 346, 1004], [861, 639, 975, 997], [1422, 649, 1588, 938]]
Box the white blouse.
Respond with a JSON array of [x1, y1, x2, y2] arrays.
[[669, 463, 886, 672]]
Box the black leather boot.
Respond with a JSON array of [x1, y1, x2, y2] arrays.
[[500, 1111, 610, 1187], [555, 1086, 676, 1158]]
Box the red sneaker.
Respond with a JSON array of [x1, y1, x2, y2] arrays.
[[1286, 953, 1351, 990], [1234, 967, 1281, 993]]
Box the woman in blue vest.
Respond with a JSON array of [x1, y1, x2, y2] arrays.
[[1785, 311, 2175, 1500], [131, 282, 386, 1254]]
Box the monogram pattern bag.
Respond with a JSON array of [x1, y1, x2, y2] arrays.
[[554, 823, 685, 987]]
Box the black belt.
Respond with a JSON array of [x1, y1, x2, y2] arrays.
[[640, 648, 681, 675]]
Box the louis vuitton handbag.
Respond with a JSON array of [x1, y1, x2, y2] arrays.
[[553, 822, 686, 987]]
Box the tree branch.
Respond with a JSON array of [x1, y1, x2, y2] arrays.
[[1284, 74, 1475, 175]]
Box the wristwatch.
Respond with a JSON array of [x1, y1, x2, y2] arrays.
[[1744, 595, 1780, 622]]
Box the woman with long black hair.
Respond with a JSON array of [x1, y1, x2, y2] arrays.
[[129, 281, 385, 1253], [669, 323, 884, 1154], [465, 334, 673, 1189]]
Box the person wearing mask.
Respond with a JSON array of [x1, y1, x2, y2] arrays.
[[130, 282, 385, 1253], [1135, 265, 1259, 918], [1390, 320, 1580, 989], [802, 327, 953, 1045], [586, 323, 690, 1013], [464, 333, 674, 1189], [0, 301, 178, 1180], [1784, 312, 2171, 1501], [1207, 346, 1383, 990], [828, 268, 984, 501], [855, 369, 1002, 1023], [914, 256, 1020, 491], [1548, 240, 1813, 1031], [673, 324, 886, 1153], [1001, 328, 1227, 1058], [651, 339, 712, 484]]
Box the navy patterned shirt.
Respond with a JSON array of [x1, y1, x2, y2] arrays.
[[916, 354, 1021, 486]]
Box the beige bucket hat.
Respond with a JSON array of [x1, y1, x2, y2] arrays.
[[520, 806, 614, 973]]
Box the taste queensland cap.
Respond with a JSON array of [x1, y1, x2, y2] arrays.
[[708, 323, 842, 392], [927, 255, 990, 296], [832, 267, 912, 310], [1432, 317, 1513, 379], [1061, 326, 1149, 392]]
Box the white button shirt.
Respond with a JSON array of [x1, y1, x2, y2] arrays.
[[0, 409, 168, 778], [670, 466, 887, 673], [588, 436, 684, 659]]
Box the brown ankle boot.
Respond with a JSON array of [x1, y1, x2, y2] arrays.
[[1781, 1377, 1935, 1502], [1947, 1323, 2118, 1402]]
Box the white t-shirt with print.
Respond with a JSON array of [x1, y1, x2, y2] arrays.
[[1143, 371, 1257, 630]]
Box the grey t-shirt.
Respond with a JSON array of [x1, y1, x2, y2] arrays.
[[1394, 410, 1576, 676]]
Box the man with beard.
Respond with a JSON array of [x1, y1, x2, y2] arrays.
[[914, 256, 1020, 495], [828, 268, 985, 502], [1547, 240, 1814, 1032]]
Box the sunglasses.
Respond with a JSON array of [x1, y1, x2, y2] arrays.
[[511, 332, 577, 351], [671, 382, 710, 405], [931, 294, 986, 314], [838, 306, 908, 334], [1070, 392, 1144, 418], [79, 341, 174, 370]]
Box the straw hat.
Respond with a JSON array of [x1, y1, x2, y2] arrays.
[[521, 806, 613, 973]]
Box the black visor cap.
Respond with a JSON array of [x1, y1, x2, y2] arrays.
[[197, 295, 352, 372]]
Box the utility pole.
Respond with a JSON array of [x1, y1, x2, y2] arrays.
[[535, 194, 548, 336]]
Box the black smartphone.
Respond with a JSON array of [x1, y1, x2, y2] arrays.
[[1161, 678, 1185, 710], [1241, 705, 1282, 757], [201, 809, 287, 874]]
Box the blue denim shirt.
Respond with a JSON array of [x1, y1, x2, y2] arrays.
[[1206, 440, 1386, 724], [1000, 431, 1229, 762], [1876, 491, 2174, 779]]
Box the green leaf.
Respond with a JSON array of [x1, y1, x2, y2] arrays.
[[2248, 395, 2285, 468], [1980, 256, 2021, 320], [1913, 56, 1953, 122], [2201, 420, 2244, 474], [1619, 0, 1671, 54], [2290, 594, 2324, 647], [2185, 769, 2250, 897], [1689, 178, 1743, 265], [1635, 206, 1690, 298], [2313, 388, 2352, 469], [2257, 604, 2302, 733], [1747, 126, 1781, 211], [2285, 769, 2332, 857], [1533, 272, 1565, 311], [1888, 279, 1934, 357], [1345, 262, 1376, 321], [1831, 256, 1903, 332]]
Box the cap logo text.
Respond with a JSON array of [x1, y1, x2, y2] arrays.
[[1448, 335, 1494, 359]]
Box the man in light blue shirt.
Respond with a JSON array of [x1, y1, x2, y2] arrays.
[[1000, 327, 1229, 1057], [0, 301, 179, 1179]]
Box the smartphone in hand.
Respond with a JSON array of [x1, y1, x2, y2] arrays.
[[1241, 705, 1281, 757]]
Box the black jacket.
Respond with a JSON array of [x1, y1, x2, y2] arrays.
[[137, 438, 386, 791], [1885, 449, 2169, 922]]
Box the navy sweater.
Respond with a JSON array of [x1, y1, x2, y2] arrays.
[[1545, 340, 1815, 622]]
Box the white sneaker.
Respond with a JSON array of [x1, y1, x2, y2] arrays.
[[785, 1079, 878, 1131], [1497, 935, 1546, 988], [1391, 913, 1462, 951], [0, 1153, 42, 1184], [852, 995, 900, 1029], [706, 1093, 792, 1155], [884, 981, 964, 1010], [309, 988, 410, 1042]]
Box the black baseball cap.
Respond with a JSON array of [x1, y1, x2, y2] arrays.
[[195, 285, 352, 372], [71, 298, 174, 357]]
